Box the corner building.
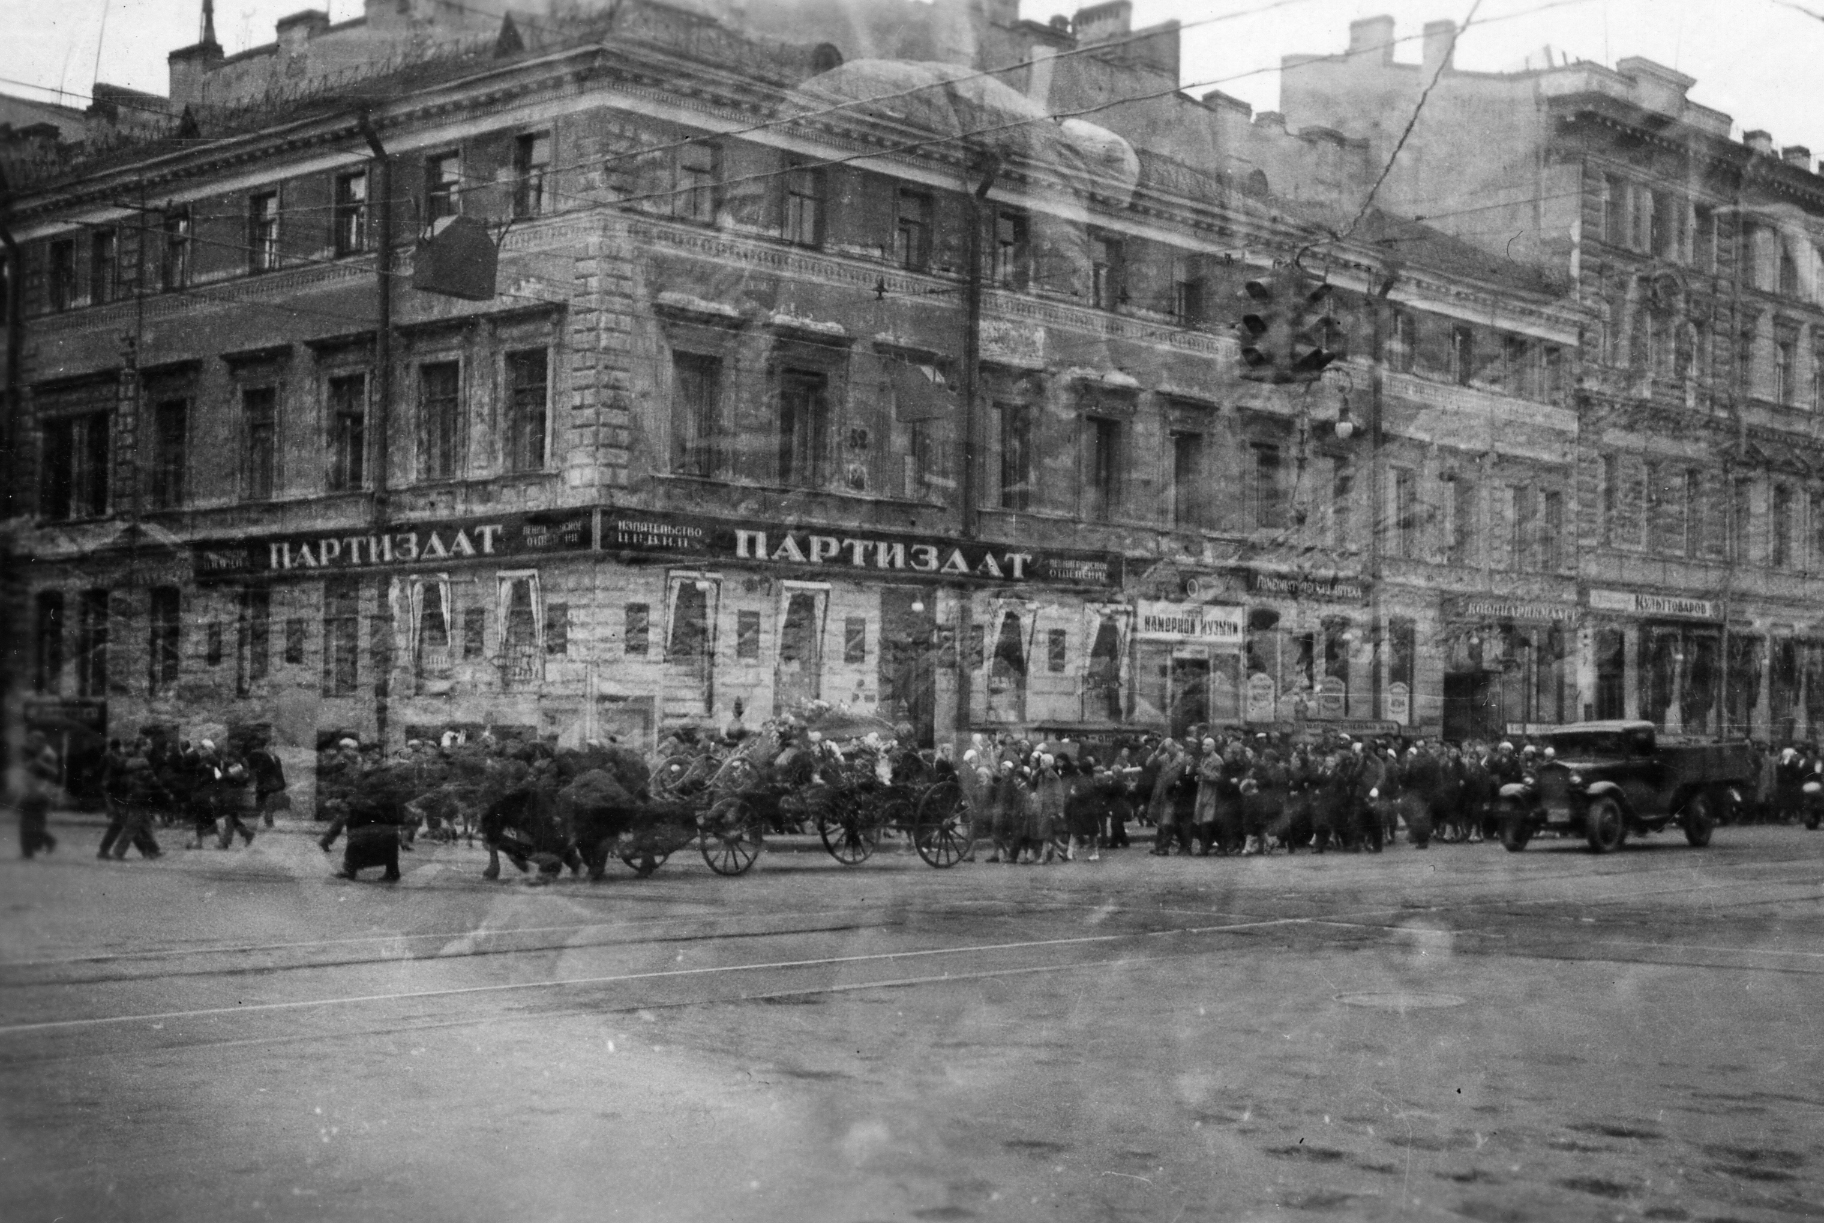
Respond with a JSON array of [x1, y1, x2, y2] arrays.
[[4, 0, 1588, 810]]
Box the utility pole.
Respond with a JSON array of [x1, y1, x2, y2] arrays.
[[357, 112, 393, 751], [954, 151, 998, 744], [1368, 269, 1396, 727]]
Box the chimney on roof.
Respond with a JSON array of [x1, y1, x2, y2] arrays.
[[1745, 130, 1774, 155], [1073, 0, 1132, 43], [1783, 145, 1811, 167], [200, 0, 218, 47], [1349, 16, 1395, 65], [1422, 19, 1456, 77]]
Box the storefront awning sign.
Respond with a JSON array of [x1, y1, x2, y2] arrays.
[[192, 511, 592, 581], [1238, 569, 1368, 602], [604, 510, 1123, 589], [1446, 596, 1577, 622], [1588, 589, 1718, 621], [1136, 600, 1243, 644]]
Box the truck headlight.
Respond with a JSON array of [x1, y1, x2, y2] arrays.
[[1568, 773, 1582, 787]]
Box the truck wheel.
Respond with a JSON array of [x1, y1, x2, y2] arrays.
[[1585, 796, 1625, 854], [1681, 793, 1716, 848], [1805, 806, 1821, 831], [1500, 814, 1532, 852]]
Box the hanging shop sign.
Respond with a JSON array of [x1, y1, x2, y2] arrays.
[[1445, 596, 1577, 623], [1233, 568, 1369, 603], [1386, 681, 1411, 725], [1245, 672, 1277, 722], [1135, 600, 1244, 644], [1587, 589, 1719, 621], [1317, 676, 1347, 720], [601, 509, 1123, 589], [192, 510, 592, 582]]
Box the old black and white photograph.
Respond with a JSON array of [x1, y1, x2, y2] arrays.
[[2, 0, 1822, 1218]]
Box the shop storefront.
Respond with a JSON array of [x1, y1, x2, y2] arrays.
[[1585, 589, 1735, 735], [1130, 600, 1244, 737], [1440, 595, 1578, 742]]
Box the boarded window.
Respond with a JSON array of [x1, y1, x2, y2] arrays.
[[462, 607, 486, 659], [238, 587, 270, 695], [149, 587, 181, 694], [737, 610, 761, 659], [545, 603, 569, 655], [284, 617, 307, 665], [323, 580, 360, 696], [843, 617, 867, 664], [1047, 628, 1068, 673]]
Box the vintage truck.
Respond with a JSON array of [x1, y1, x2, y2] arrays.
[[1498, 720, 1758, 853]]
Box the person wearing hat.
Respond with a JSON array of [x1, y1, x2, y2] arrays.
[[17, 732, 60, 859], [247, 734, 289, 828], [1775, 745, 1807, 822], [108, 752, 167, 860], [214, 751, 259, 849]]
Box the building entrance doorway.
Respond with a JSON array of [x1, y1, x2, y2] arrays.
[[1169, 656, 1210, 739], [1443, 672, 1502, 742]]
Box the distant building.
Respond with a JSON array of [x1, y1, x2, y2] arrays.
[[1284, 14, 1824, 742]]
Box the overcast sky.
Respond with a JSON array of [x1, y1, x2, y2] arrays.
[[5, 0, 1823, 161]]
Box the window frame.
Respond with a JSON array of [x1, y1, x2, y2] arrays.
[[243, 384, 279, 502], [325, 371, 369, 493], [426, 152, 462, 221], [248, 190, 280, 274], [783, 162, 823, 248], [333, 169, 369, 256], [416, 358, 463, 483], [513, 131, 552, 219], [777, 366, 831, 488], [895, 188, 931, 271]]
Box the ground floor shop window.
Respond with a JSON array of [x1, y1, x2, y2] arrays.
[[1804, 642, 1824, 734], [411, 576, 453, 695], [985, 602, 1030, 724], [323, 580, 360, 697], [237, 586, 270, 696], [1083, 607, 1129, 722], [498, 571, 543, 686], [878, 589, 935, 747], [1595, 627, 1626, 720], [1770, 639, 1799, 742], [774, 584, 823, 714], [1725, 635, 1762, 737], [150, 586, 181, 695]]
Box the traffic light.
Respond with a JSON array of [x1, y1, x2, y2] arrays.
[[1236, 267, 1342, 384]]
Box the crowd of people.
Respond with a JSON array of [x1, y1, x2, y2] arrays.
[[13, 718, 1824, 872]]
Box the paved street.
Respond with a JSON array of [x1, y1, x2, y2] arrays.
[[1, 816, 1821, 1223]]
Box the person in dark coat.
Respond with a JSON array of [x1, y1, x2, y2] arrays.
[[18, 732, 60, 859], [1243, 748, 1288, 855], [319, 794, 408, 881], [247, 739, 289, 828]]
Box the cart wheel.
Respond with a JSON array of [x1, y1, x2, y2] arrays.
[[914, 781, 974, 868], [1680, 792, 1716, 848], [715, 756, 759, 794], [816, 806, 880, 865], [617, 841, 672, 876], [1585, 795, 1625, 854], [700, 797, 764, 875]]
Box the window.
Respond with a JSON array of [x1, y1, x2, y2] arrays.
[[499, 574, 543, 683], [206, 622, 226, 667], [504, 348, 548, 473], [39, 410, 109, 520], [1732, 477, 1754, 562], [334, 171, 368, 255], [1252, 443, 1285, 530], [76, 590, 107, 698], [417, 360, 461, 481], [513, 132, 551, 218], [784, 164, 822, 246], [736, 610, 760, 659], [249, 192, 279, 273], [1388, 309, 1416, 373], [1332, 459, 1355, 549], [1693, 205, 1716, 273], [1171, 432, 1203, 529], [1503, 335, 1531, 396], [1814, 491, 1824, 570], [624, 603, 650, 655], [1776, 334, 1797, 404], [992, 209, 1029, 289], [1048, 628, 1068, 673], [90, 229, 117, 306], [1601, 455, 1618, 546], [1780, 246, 1800, 297], [1630, 184, 1648, 250], [671, 351, 722, 478], [239, 587, 270, 693], [777, 368, 829, 488], [161, 210, 190, 291], [323, 580, 360, 696], [149, 586, 181, 694], [1394, 468, 1418, 559], [285, 617, 307, 666], [1512, 484, 1537, 571], [998, 402, 1033, 511], [843, 617, 867, 665], [427, 153, 462, 220], [326, 373, 367, 491], [1089, 234, 1124, 310], [1542, 489, 1564, 571], [150, 400, 187, 509], [1650, 190, 1675, 258], [673, 143, 718, 222], [1595, 627, 1626, 720], [1085, 417, 1121, 521], [1602, 174, 1626, 245], [1450, 478, 1477, 565], [895, 190, 931, 270], [48, 239, 75, 311], [1814, 342, 1824, 411], [1542, 345, 1564, 401], [34, 591, 64, 693], [1774, 485, 1793, 569], [545, 603, 569, 655], [1174, 277, 1205, 325], [244, 387, 277, 502], [461, 607, 485, 660], [1449, 325, 1474, 385], [1687, 469, 1705, 556]]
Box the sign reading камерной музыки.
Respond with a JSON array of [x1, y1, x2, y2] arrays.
[[602, 510, 1123, 589]]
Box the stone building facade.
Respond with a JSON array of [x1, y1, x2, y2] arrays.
[[3, 0, 1589, 809]]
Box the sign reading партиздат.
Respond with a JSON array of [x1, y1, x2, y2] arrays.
[[603, 509, 1123, 588], [192, 511, 592, 581]]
